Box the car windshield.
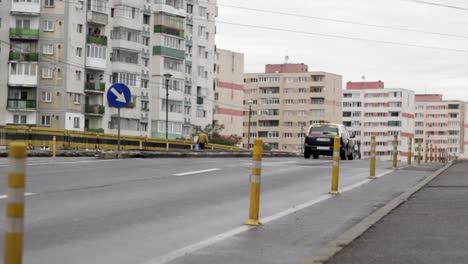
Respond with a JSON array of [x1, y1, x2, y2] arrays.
[[309, 125, 339, 136]]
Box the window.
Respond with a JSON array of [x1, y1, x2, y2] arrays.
[[42, 68, 53, 79], [76, 47, 82, 57], [16, 19, 31, 29], [122, 6, 137, 19], [44, 0, 54, 7], [42, 44, 54, 55], [77, 24, 83, 33], [75, 71, 81, 81], [74, 94, 80, 104], [187, 4, 193, 14], [43, 20, 54, 31], [199, 6, 207, 17], [86, 45, 107, 59], [41, 115, 51, 126], [73, 117, 80, 128], [299, 88, 307, 93], [298, 99, 307, 104], [40, 91, 52, 102], [284, 99, 293, 104], [299, 77, 307, 82], [13, 115, 27, 124], [198, 26, 205, 37]]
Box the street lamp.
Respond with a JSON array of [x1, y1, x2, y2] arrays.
[[247, 100, 253, 149], [164, 73, 172, 140]]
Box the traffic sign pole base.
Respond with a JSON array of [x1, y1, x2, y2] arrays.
[[369, 176, 377, 180], [245, 219, 262, 226], [329, 191, 340, 196]]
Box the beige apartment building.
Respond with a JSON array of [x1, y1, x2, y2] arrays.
[[213, 49, 244, 137], [415, 94, 465, 159], [243, 63, 342, 151]]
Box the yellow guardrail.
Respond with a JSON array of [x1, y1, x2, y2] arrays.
[[0, 126, 240, 152]]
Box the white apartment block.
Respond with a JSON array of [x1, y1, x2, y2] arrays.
[[213, 49, 244, 137], [0, 0, 218, 139], [342, 81, 415, 161], [243, 63, 342, 151], [415, 94, 465, 158]]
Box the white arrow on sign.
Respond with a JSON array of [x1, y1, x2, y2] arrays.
[[110, 87, 127, 103]]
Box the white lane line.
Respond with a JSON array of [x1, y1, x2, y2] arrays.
[[173, 168, 221, 177], [144, 169, 394, 264], [0, 193, 35, 200]]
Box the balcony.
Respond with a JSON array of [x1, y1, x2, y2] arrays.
[[85, 82, 106, 93], [141, 49, 150, 59], [10, 28, 39, 39], [143, 5, 151, 15], [153, 46, 185, 59], [154, 25, 184, 38], [85, 56, 107, 70], [197, 96, 204, 105], [8, 62, 38, 86], [9, 51, 39, 62], [11, 0, 41, 14], [7, 99, 37, 110], [85, 104, 105, 116], [87, 35, 108, 46], [87, 10, 109, 25]]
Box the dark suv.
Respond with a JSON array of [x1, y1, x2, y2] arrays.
[[304, 123, 355, 160]]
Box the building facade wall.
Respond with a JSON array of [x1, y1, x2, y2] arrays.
[[214, 49, 244, 137], [415, 95, 465, 159], [243, 64, 342, 152], [343, 84, 415, 161], [1, 0, 218, 140]]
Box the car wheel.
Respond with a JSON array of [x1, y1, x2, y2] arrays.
[[304, 151, 311, 159], [313, 154, 319, 159]]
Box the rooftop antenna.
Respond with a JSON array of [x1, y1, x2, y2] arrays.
[[285, 50, 289, 64], [361, 75, 366, 81]]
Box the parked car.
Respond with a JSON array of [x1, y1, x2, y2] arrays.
[[304, 123, 355, 160]]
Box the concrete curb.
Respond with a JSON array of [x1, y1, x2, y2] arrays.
[[305, 162, 454, 264]]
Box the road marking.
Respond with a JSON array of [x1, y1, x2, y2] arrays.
[[0, 193, 35, 200], [173, 168, 221, 176], [144, 169, 394, 264]]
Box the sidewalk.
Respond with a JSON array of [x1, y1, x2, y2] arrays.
[[326, 161, 468, 264]]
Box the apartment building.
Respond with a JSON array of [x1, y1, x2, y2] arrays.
[[414, 94, 465, 158], [0, 0, 218, 139], [243, 63, 342, 151], [342, 81, 415, 161], [213, 48, 244, 137]]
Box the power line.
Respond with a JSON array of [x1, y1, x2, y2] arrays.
[[214, 2, 468, 39], [403, 0, 468, 11], [216, 20, 468, 53]]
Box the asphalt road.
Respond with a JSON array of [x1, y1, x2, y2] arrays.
[[0, 157, 428, 264]]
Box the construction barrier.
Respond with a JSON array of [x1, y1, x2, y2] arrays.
[[0, 126, 239, 152]]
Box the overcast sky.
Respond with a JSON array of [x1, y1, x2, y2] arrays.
[[215, 0, 468, 101]]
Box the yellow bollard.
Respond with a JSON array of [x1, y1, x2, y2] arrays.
[[245, 139, 263, 226], [407, 138, 412, 166], [424, 141, 428, 163], [52, 136, 56, 158], [418, 143, 422, 165], [369, 135, 377, 179], [4, 143, 27, 264], [330, 136, 341, 195], [392, 134, 398, 170], [430, 144, 434, 163]]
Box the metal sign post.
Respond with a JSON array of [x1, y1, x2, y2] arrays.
[[106, 83, 131, 152]]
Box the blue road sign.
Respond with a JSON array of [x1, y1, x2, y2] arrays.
[[107, 83, 132, 109]]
